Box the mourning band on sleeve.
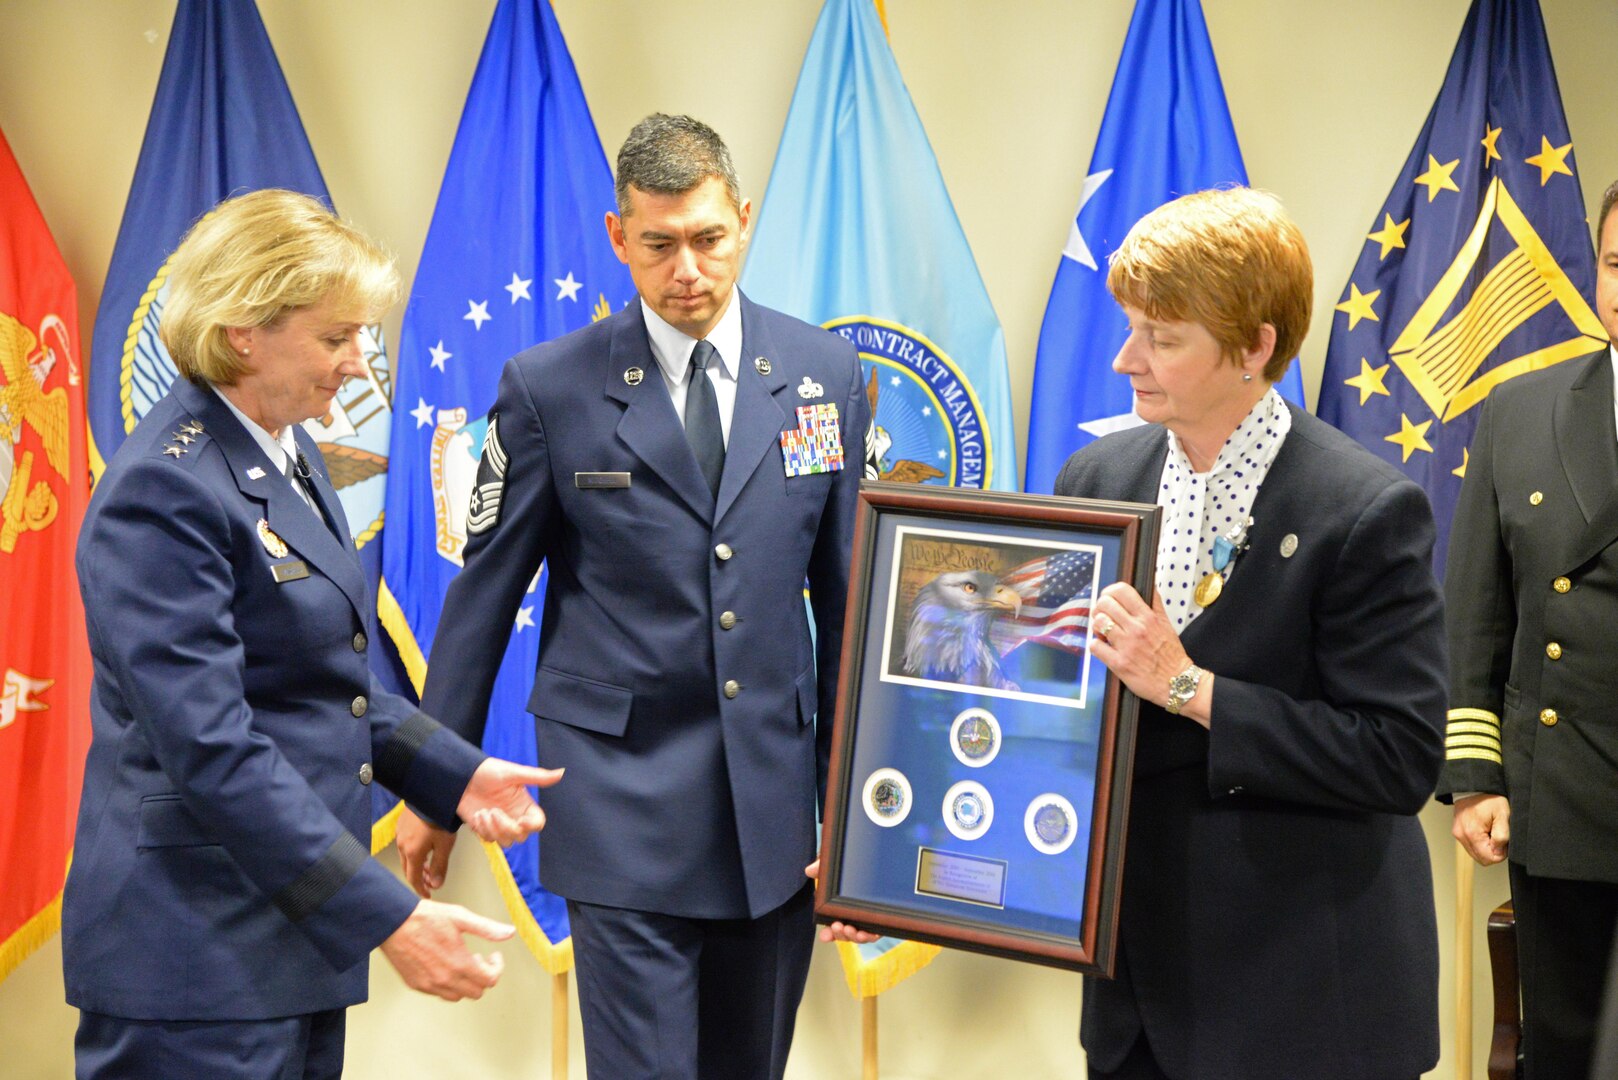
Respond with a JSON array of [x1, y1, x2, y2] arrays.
[[374, 712, 442, 790], [273, 832, 368, 923]]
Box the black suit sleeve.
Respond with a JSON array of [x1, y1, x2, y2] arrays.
[[1206, 478, 1447, 815]]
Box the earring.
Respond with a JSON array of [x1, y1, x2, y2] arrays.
[[1242, 373, 1252, 382], [242, 348, 251, 357]]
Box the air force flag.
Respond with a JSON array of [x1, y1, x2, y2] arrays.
[[1022, 0, 1304, 494]]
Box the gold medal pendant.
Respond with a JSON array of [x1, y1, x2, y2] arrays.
[[1193, 571, 1223, 608]]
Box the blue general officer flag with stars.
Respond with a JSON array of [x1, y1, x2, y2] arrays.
[[741, 0, 1019, 494], [1317, 0, 1601, 579], [1022, 0, 1304, 495], [86, 0, 407, 830], [377, 0, 633, 971]]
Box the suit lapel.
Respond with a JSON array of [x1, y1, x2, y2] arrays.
[[174, 380, 369, 623], [1556, 352, 1618, 569], [716, 296, 788, 525], [602, 304, 715, 522]]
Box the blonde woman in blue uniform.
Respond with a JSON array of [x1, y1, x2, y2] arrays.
[[65, 190, 559, 1079]]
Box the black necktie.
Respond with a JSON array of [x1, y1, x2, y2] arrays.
[[684, 340, 725, 498]]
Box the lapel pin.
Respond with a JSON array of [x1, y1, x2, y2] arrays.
[[257, 519, 289, 559], [797, 376, 824, 400], [623, 367, 643, 386], [754, 356, 772, 376], [246, 466, 266, 480], [1280, 534, 1299, 558]]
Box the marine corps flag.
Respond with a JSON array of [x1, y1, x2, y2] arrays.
[[377, 0, 634, 973], [1318, 0, 1600, 579], [0, 127, 92, 982], [87, 0, 407, 838]]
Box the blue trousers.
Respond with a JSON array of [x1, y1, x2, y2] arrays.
[[567, 883, 815, 1080], [76, 1008, 346, 1080]]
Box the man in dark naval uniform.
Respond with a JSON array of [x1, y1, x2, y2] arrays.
[[1440, 177, 1618, 1079]]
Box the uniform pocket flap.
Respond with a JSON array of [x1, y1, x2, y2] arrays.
[[136, 794, 216, 848], [529, 666, 633, 737]]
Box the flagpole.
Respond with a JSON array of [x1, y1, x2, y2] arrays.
[[862, 995, 878, 1080], [552, 971, 569, 1079], [1455, 845, 1475, 1079]]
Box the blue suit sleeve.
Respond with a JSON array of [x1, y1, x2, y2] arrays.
[[79, 458, 419, 972], [422, 357, 557, 746], [807, 344, 870, 810]]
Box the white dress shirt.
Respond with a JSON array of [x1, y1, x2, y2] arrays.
[[212, 386, 318, 512], [642, 292, 742, 448]]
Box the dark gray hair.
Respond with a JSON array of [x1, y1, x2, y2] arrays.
[[1600, 178, 1618, 241], [614, 113, 740, 216]]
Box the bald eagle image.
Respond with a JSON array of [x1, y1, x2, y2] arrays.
[[901, 570, 1023, 690]]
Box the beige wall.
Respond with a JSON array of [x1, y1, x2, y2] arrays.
[[1, 0, 1610, 1076]]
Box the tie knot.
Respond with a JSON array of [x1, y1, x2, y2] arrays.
[[689, 339, 717, 375]]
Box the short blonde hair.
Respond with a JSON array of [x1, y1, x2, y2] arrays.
[[1107, 187, 1312, 383], [160, 189, 399, 385]]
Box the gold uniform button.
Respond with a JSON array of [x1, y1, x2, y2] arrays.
[[351, 695, 368, 718], [1553, 576, 1572, 593], [1546, 642, 1563, 660], [358, 763, 374, 785], [353, 632, 367, 653], [1529, 491, 1543, 506], [723, 680, 740, 699], [719, 611, 737, 630], [1540, 708, 1559, 727], [715, 543, 734, 561]]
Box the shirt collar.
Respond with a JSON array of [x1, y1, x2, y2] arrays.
[[211, 385, 299, 473], [641, 290, 742, 386]]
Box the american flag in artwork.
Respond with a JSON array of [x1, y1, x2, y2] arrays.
[[989, 549, 1098, 656]]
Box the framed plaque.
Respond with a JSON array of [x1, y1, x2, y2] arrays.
[[815, 480, 1160, 975]]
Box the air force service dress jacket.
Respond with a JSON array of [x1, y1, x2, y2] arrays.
[[1437, 350, 1618, 882], [1054, 405, 1446, 1080], [64, 376, 486, 1021], [422, 293, 867, 921]]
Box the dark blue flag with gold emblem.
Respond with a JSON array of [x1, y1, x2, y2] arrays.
[[1318, 0, 1602, 578]]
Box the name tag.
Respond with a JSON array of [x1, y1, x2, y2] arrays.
[[271, 560, 310, 584], [575, 472, 631, 489]]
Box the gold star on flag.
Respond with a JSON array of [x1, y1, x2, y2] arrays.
[[1453, 447, 1469, 479], [1525, 135, 1573, 185], [1413, 155, 1461, 202], [1335, 283, 1381, 330], [1481, 124, 1502, 167], [1385, 413, 1434, 462], [1344, 358, 1392, 405], [1366, 214, 1410, 259]]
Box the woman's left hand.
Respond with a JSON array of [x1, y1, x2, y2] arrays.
[[1089, 583, 1208, 726]]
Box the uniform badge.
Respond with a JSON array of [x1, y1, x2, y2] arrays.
[[796, 376, 824, 400], [623, 367, 644, 386], [246, 466, 266, 480], [754, 356, 772, 376], [257, 518, 288, 558], [466, 413, 508, 537], [779, 403, 845, 478]]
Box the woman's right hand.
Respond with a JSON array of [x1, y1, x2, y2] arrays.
[[397, 806, 459, 898]]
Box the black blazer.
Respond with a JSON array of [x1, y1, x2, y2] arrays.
[[1055, 405, 1446, 1080], [1437, 350, 1618, 882]]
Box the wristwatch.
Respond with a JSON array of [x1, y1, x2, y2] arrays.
[[1165, 663, 1204, 715]]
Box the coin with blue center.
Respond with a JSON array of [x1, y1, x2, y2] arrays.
[[942, 780, 993, 840]]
